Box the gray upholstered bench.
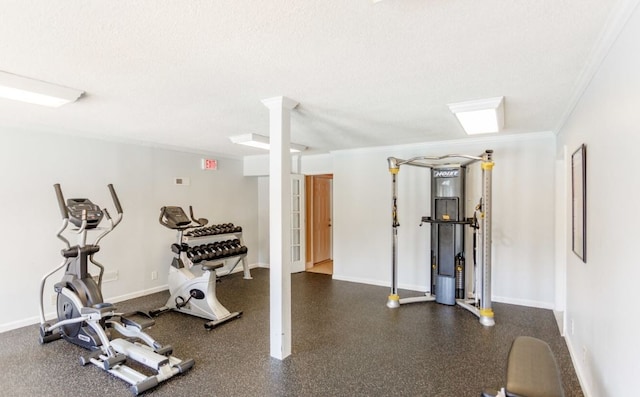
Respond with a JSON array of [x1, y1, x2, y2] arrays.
[[482, 336, 565, 397]]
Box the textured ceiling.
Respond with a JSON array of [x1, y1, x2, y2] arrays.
[[0, 0, 623, 158]]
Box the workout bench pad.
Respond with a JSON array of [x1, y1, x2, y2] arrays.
[[506, 336, 565, 397]]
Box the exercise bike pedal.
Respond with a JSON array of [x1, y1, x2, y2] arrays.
[[201, 261, 224, 271]]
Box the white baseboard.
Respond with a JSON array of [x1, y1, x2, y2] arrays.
[[0, 284, 168, 334], [331, 274, 389, 288], [331, 274, 427, 292], [1, 264, 266, 334], [492, 295, 555, 310], [0, 317, 45, 334], [565, 335, 592, 397], [331, 276, 558, 310], [329, 275, 563, 310], [109, 284, 169, 304]]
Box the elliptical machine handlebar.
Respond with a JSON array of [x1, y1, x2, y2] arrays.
[[95, 185, 123, 244], [52, 184, 124, 245], [53, 183, 89, 241], [108, 183, 123, 215], [54, 183, 69, 220]]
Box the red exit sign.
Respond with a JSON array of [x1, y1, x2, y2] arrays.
[[201, 158, 218, 170]]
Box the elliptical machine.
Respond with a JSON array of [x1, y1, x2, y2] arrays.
[[150, 206, 243, 329], [39, 184, 194, 395]]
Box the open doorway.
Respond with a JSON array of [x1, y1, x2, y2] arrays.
[[305, 174, 333, 275]]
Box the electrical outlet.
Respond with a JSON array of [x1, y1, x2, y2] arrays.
[[571, 319, 575, 335], [51, 294, 57, 306], [151, 271, 158, 280], [106, 271, 118, 282]]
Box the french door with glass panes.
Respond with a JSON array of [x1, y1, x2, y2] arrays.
[[290, 174, 305, 273]]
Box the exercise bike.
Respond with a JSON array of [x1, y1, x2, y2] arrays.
[[38, 184, 194, 395], [150, 206, 243, 330]]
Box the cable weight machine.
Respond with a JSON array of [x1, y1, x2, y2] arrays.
[[386, 150, 495, 327]]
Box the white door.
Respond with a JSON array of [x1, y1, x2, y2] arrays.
[[291, 174, 306, 273], [312, 175, 333, 264]]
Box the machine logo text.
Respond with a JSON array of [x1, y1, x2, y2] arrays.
[[434, 169, 459, 178]]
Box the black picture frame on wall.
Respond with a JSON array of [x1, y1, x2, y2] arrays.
[[572, 144, 587, 262]]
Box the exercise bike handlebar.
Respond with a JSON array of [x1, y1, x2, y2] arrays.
[[189, 206, 208, 227]]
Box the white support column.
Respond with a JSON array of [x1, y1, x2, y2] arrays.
[[262, 96, 298, 360]]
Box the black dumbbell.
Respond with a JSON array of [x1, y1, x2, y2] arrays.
[[209, 244, 222, 259], [186, 248, 197, 262], [227, 242, 240, 256], [209, 243, 223, 259], [196, 245, 212, 262]]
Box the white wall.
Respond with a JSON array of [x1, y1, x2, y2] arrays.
[[243, 153, 333, 176], [0, 130, 258, 332], [251, 134, 557, 308], [556, 3, 640, 395], [251, 154, 334, 268], [331, 133, 558, 308]]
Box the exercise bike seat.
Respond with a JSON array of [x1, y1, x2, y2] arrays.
[[120, 311, 156, 330], [201, 262, 224, 272]]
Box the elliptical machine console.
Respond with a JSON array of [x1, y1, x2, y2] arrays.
[[38, 184, 194, 395], [66, 198, 104, 228], [150, 206, 244, 329]]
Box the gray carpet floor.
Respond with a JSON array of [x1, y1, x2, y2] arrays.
[[0, 268, 582, 396]]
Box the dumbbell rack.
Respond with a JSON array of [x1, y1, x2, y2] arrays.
[[182, 225, 252, 280]]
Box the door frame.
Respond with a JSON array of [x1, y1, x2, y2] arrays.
[[305, 174, 333, 268]]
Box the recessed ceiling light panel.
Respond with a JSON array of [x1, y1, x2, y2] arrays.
[[0, 71, 84, 107], [448, 96, 504, 135]]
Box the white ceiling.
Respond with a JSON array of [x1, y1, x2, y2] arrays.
[[0, 0, 626, 158]]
